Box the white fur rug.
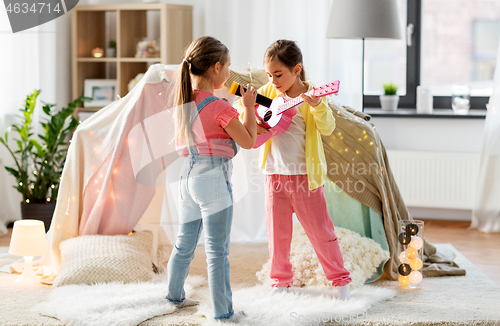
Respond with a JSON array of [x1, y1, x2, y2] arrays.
[[33, 275, 206, 326], [33, 273, 394, 326], [198, 284, 395, 326]]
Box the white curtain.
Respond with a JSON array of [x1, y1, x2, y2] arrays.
[[203, 0, 363, 109], [0, 8, 60, 235], [472, 36, 500, 233]]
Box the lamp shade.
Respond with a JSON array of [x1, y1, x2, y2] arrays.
[[8, 220, 49, 257], [326, 0, 402, 39]]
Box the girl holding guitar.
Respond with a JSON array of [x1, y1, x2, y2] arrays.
[[235, 39, 352, 300]]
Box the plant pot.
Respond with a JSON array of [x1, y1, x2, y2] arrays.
[[379, 95, 399, 112], [106, 47, 116, 57], [20, 202, 56, 233]]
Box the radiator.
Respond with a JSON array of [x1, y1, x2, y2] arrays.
[[386, 150, 480, 209]]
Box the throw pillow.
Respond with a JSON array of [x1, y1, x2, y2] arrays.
[[53, 230, 155, 287], [224, 67, 268, 90], [256, 223, 389, 289]]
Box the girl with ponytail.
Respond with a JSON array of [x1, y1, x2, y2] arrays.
[[166, 36, 257, 322]]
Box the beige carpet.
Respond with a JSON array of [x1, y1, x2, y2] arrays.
[[0, 243, 499, 325]]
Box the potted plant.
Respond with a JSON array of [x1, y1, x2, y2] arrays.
[[0, 90, 88, 231], [107, 40, 117, 58], [380, 83, 399, 112]]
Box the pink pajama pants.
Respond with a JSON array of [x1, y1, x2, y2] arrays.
[[265, 174, 351, 287]]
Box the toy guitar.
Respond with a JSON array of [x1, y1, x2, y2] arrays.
[[229, 80, 340, 148]]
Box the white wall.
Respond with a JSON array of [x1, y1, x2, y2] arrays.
[[371, 116, 485, 153], [371, 116, 486, 220]]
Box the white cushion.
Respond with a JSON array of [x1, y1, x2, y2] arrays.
[[53, 230, 155, 287]]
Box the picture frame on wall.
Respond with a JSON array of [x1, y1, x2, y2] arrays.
[[83, 79, 118, 107]]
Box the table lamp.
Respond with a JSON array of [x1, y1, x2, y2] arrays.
[[8, 220, 49, 284], [326, 0, 402, 107]]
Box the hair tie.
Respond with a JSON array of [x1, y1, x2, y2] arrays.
[[183, 58, 190, 65]]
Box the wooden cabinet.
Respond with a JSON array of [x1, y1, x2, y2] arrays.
[[71, 3, 192, 114]]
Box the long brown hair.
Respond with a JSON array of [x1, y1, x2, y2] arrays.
[[175, 36, 229, 144], [263, 39, 306, 81]]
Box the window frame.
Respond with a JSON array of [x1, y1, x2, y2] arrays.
[[363, 0, 490, 111]]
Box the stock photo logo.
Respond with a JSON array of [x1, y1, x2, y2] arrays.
[[4, 0, 78, 33]]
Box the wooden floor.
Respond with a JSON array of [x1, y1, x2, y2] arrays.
[[1, 219, 499, 285], [419, 219, 500, 286], [0, 228, 12, 247]]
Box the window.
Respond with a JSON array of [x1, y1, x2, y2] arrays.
[[363, 0, 500, 110], [363, 0, 419, 108], [473, 21, 500, 84], [363, 0, 408, 96]]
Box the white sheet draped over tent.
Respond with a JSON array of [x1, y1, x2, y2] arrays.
[[472, 36, 500, 233]]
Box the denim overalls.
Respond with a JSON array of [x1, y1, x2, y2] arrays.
[[167, 96, 235, 320]]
